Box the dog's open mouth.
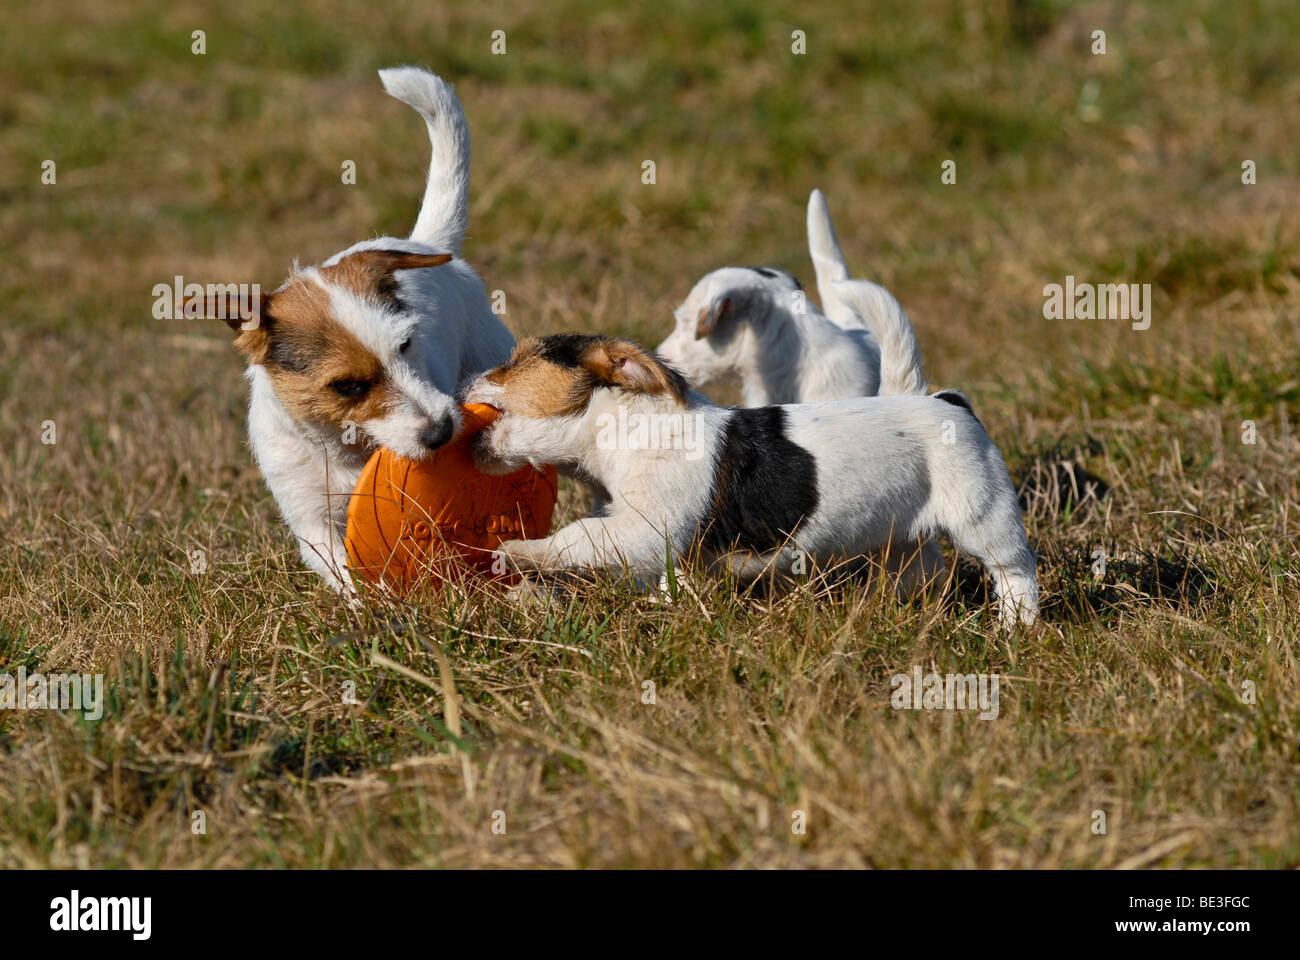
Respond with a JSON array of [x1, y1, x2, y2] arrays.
[[464, 407, 521, 475], [470, 428, 517, 475]]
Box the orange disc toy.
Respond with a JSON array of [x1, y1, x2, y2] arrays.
[[345, 404, 558, 592]]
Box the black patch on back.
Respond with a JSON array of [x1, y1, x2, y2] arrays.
[[748, 266, 803, 290], [933, 390, 983, 427], [700, 407, 818, 553]]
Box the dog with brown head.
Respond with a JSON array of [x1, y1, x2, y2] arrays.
[[466, 334, 691, 476], [196, 66, 517, 591]]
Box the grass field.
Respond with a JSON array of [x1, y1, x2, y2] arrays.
[[1, 0, 1298, 868]]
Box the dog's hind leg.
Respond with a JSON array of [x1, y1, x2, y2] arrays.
[[990, 555, 1039, 625], [885, 537, 948, 598], [944, 510, 1039, 626], [928, 449, 1039, 625]]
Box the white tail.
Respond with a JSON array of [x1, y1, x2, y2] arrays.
[[379, 67, 471, 254], [830, 278, 928, 396], [807, 189, 928, 396]]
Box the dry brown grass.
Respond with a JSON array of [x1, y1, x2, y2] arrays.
[[1, 0, 1298, 867]]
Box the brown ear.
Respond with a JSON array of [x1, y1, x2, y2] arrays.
[[318, 250, 452, 307], [181, 289, 269, 333], [343, 250, 453, 272], [580, 339, 689, 405], [694, 296, 732, 339]]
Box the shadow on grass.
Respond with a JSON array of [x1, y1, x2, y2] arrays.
[[948, 545, 1218, 625], [1002, 434, 1218, 622], [1013, 435, 1111, 521]]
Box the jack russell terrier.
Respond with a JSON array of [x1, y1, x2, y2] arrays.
[[465, 335, 1040, 625], [656, 189, 924, 404], [199, 68, 514, 590]]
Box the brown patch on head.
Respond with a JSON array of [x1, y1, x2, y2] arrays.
[[247, 271, 397, 428], [579, 339, 690, 403], [225, 251, 450, 426], [318, 249, 452, 310], [230, 308, 272, 365], [481, 336, 598, 418], [483, 334, 689, 417], [221, 250, 449, 367]]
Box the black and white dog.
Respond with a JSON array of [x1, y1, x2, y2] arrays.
[[465, 335, 1039, 625]]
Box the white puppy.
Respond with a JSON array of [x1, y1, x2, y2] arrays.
[[466, 335, 1039, 625], [657, 189, 924, 403], [198, 68, 514, 590]]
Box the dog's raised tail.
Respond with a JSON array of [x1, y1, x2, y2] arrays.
[[807, 189, 857, 328], [379, 67, 470, 254], [829, 277, 928, 396]]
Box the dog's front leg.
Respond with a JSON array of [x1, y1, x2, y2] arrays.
[[497, 518, 623, 573], [498, 515, 667, 577], [293, 516, 356, 595]]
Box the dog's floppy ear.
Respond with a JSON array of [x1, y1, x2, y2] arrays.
[[181, 288, 269, 333], [343, 250, 453, 273], [694, 295, 733, 339], [320, 249, 453, 307], [580, 338, 689, 404]]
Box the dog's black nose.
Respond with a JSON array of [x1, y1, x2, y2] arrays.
[[419, 417, 453, 451]]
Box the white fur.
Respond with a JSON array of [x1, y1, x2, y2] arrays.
[[806, 187, 858, 329], [808, 187, 928, 392], [657, 190, 928, 404], [827, 277, 927, 397], [243, 69, 514, 590], [656, 266, 881, 405], [470, 374, 1040, 626]]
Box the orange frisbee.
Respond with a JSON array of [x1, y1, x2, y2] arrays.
[[345, 403, 558, 592]]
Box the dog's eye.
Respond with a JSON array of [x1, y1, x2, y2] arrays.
[[330, 379, 371, 400], [399, 337, 412, 353]]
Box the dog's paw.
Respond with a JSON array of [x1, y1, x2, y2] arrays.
[[470, 417, 531, 477], [505, 576, 549, 607], [497, 537, 549, 571]]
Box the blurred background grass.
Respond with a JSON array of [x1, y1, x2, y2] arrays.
[[0, 0, 1298, 867]]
